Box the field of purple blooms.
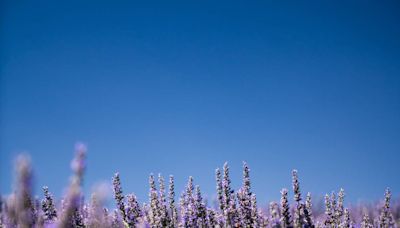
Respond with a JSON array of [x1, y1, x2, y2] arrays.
[[0, 145, 398, 228]]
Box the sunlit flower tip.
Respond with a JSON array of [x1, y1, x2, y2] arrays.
[[15, 154, 32, 176], [74, 142, 87, 152], [70, 144, 87, 177]]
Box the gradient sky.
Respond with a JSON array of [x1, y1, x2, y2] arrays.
[[1, 1, 399, 205]]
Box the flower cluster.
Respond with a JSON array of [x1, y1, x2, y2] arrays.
[[0, 146, 398, 228]]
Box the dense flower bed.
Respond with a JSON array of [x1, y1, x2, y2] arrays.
[[0, 144, 398, 228]]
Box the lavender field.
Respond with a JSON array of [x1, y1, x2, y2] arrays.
[[0, 145, 398, 228], [2, 1, 400, 227]]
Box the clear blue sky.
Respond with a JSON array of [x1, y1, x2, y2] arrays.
[[1, 1, 399, 205]]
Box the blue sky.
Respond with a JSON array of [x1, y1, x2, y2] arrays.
[[1, 0, 399, 205]]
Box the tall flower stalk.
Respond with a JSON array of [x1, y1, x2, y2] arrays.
[[168, 175, 178, 228], [280, 188, 291, 228], [292, 170, 303, 228], [15, 155, 35, 228], [112, 172, 127, 224], [58, 143, 86, 228], [41, 186, 57, 222]]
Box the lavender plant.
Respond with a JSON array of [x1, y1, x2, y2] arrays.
[[280, 188, 291, 228], [168, 175, 178, 227], [0, 145, 398, 228], [292, 170, 303, 228], [112, 172, 127, 224], [41, 186, 57, 222], [304, 193, 313, 228]]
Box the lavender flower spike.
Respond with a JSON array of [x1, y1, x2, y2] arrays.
[[15, 154, 35, 228], [215, 168, 224, 212], [361, 213, 372, 228], [158, 174, 170, 227], [280, 188, 291, 228], [168, 175, 178, 228], [324, 194, 333, 227], [342, 208, 351, 228], [148, 174, 161, 227], [125, 193, 142, 226], [304, 192, 314, 228], [58, 144, 87, 228], [292, 169, 303, 228], [337, 188, 345, 221], [238, 161, 253, 228], [42, 186, 57, 222], [379, 188, 392, 228], [112, 172, 127, 224]]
